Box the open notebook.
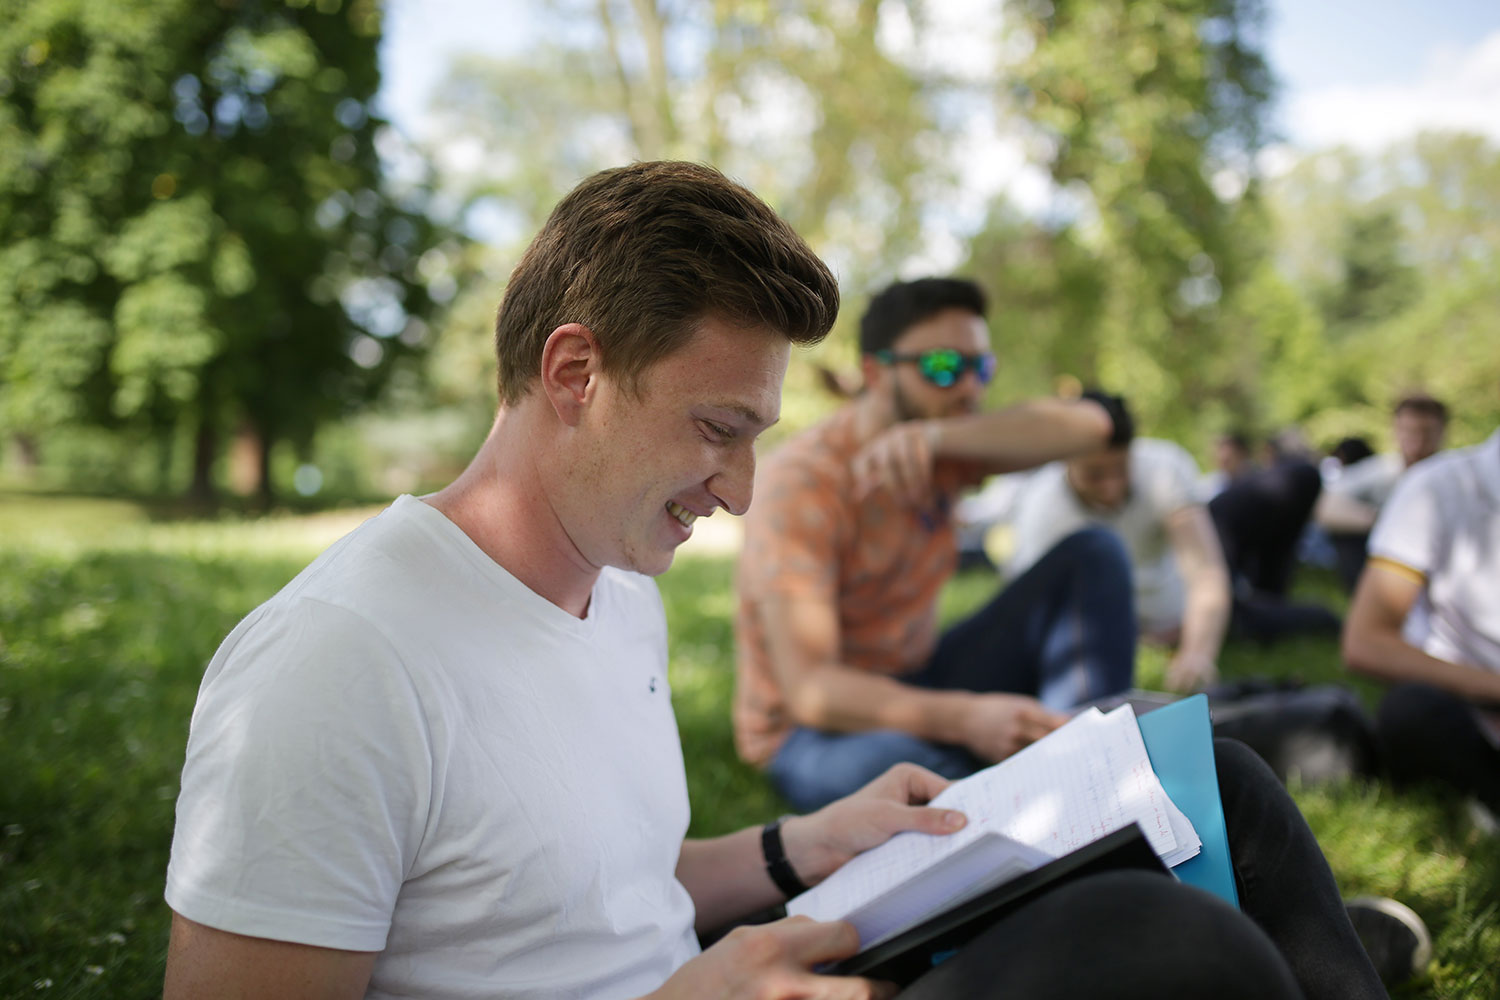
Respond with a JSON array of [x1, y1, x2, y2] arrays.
[[787, 704, 1200, 951]]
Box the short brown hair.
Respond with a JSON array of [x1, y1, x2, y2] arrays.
[[493, 161, 839, 404], [1394, 393, 1449, 424]]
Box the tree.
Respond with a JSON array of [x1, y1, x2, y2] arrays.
[[1260, 132, 1500, 449], [1318, 209, 1418, 328], [980, 0, 1275, 447], [0, 0, 449, 505]]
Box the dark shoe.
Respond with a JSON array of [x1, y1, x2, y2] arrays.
[[1345, 895, 1432, 986]]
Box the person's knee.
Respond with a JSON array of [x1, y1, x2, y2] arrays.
[[1376, 683, 1454, 746], [1213, 736, 1293, 824], [1375, 683, 1478, 791], [921, 872, 1299, 998], [1215, 735, 1281, 789], [1053, 526, 1130, 573]]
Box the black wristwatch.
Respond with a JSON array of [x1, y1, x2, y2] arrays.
[[761, 816, 809, 899]]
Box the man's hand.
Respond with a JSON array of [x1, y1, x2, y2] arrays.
[[958, 692, 1068, 763], [780, 763, 968, 885], [645, 917, 895, 1000], [851, 421, 937, 505], [1165, 649, 1218, 692]]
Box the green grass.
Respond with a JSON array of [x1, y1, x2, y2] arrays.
[[2, 494, 1497, 998]]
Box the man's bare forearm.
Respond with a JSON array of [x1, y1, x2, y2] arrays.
[[1344, 628, 1500, 702], [781, 664, 973, 747], [1316, 491, 1379, 533], [676, 830, 782, 934], [1178, 568, 1231, 664], [924, 398, 1113, 473]]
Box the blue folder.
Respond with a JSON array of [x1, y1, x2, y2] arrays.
[[1136, 693, 1239, 907]]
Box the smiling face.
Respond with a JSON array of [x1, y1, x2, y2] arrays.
[[559, 315, 789, 577], [866, 307, 991, 423], [1066, 447, 1132, 512]]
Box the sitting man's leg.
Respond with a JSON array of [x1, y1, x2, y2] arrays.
[[896, 870, 1304, 999], [920, 527, 1136, 708], [1214, 739, 1386, 998], [768, 527, 1133, 812], [768, 727, 980, 814], [1378, 682, 1500, 813]]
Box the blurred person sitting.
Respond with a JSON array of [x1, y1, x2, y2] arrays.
[[1317, 394, 1449, 591], [734, 278, 1137, 814], [1207, 431, 1343, 642], [1006, 392, 1232, 692], [1197, 430, 1256, 502], [1342, 423, 1500, 823]]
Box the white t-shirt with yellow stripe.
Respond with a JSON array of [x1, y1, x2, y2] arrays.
[[1368, 429, 1500, 676]]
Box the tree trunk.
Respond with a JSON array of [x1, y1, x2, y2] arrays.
[[255, 428, 274, 511], [11, 433, 39, 470], [188, 419, 218, 509]]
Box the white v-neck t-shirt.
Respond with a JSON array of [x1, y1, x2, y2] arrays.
[[167, 495, 700, 999]]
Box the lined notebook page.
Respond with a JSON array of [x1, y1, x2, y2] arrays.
[[932, 705, 1182, 859], [788, 705, 1198, 938]]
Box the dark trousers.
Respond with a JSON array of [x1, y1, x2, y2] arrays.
[[895, 740, 1385, 1000], [768, 528, 1136, 812], [1330, 532, 1372, 594], [1209, 462, 1342, 641], [1378, 682, 1500, 812]]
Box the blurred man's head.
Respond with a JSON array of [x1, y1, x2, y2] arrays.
[[1065, 390, 1136, 512], [1330, 436, 1375, 468], [493, 160, 839, 405], [1392, 394, 1448, 468], [858, 277, 994, 422], [1214, 432, 1253, 480]]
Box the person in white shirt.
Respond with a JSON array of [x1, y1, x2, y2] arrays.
[[1007, 392, 1232, 692], [164, 160, 968, 1000], [1342, 426, 1500, 816], [1318, 394, 1449, 591]]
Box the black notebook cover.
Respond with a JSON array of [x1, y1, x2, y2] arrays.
[[826, 823, 1168, 986]]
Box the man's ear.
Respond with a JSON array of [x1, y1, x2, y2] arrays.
[[539, 323, 601, 427]]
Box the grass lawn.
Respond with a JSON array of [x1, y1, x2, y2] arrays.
[[2, 494, 1497, 998]]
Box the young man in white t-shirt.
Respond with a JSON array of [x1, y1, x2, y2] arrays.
[[1007, 394, 1232, 692], [1343, 427, 1500, 815], [164, 161, 972, 1000], [164, 164, 1385, 999]]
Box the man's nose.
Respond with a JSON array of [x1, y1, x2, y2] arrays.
[[709, 442, 756, 517]]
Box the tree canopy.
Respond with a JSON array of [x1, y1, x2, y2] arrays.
[[0, 0, 448, 503]]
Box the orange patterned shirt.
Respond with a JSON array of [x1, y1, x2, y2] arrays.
[[733, 405, 981, 766]]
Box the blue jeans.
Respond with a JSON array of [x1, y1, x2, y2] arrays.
[[769, 528, 1136, 812]]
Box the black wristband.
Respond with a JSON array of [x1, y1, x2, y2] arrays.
[[761, 816, 809, 900]]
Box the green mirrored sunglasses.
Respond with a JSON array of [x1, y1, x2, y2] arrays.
[[874, 348, 997, 388]]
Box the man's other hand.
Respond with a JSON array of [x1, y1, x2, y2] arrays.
[[645, 917, 895, 1000], [1165, 650, 1218, 692], [960, 692, 1067, 763], [780, 763, 967, 885], [851, 422, 938, 506]]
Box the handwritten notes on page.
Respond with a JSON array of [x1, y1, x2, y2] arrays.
[[787, 705, 1200, 948]]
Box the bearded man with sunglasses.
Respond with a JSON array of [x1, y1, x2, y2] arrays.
[[734, 277, 1140, 812]]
